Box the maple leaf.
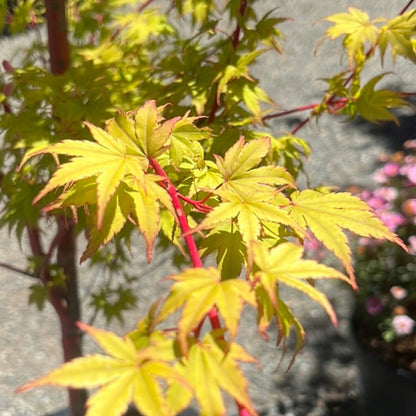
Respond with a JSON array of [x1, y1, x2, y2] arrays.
[[17, 323, 190, 416], [325, 7, 383, 64], [199, 227, 246, 279], [355, 74, 409, 124], [284, 190, 405, 286], [251, 241, 349, 366], [19, 101, 190, 261], [255, 285, 305, 369], [27, 122, 148, 230], [168, 332, 258, 416], [378, 10, 416, 64], [131, 100, 181, 158], [251, 241, 350, 323], [214, 136, 294, 196], [157, 267, 256, 354], [195, 190, 301, 244], [215, 51, 265, 103]]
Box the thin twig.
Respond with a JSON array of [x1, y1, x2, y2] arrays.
[[0, 262, 36, 279]]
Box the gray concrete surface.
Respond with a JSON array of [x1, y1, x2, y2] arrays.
[[1, 1, 415, 415]]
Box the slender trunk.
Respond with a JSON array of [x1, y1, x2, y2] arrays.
[[45, 0, 70, 75], [56, 221, 87, 416], [44, 1, 87, 414]]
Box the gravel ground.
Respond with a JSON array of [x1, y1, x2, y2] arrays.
[[1, 1, 415, 415]]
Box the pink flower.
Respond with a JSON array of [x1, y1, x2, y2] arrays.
[[379, 211, 406, 232], [390, 286, 408, 300], [382, 162, 401, 177], [367, 195, 389, 210], [408, 235, 416, 255], [400, 163, 416, 184], [373, 169, 387, 184], [373, 187, 398, 202], [365, 297, 383, 315], [392, 315, 415, 336]]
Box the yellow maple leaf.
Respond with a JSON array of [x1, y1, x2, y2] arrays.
[[325, 7, 383, 64], [172, 332, 258, 416], [17, 322, 190, 416], [157, 267, 256, 354], [284, 190, 405, 287]]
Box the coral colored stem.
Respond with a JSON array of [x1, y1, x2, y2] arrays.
[[150, 159, 224, 335], [400, 0, 415, 14], [263, 103, 318, 121], [150, 158, 202, 268]]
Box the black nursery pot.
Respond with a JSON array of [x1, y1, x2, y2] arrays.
[[351, 315, 416, 416]]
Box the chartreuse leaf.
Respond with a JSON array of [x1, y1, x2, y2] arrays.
[[195, 190, 300, 244], [169, 114, 210, 168], [215, 51, 265, 103], [171, 332, 258, 416], [355, 74, 409, 124], [251, 241, 350, 324], [157, 267, 256, 354], [378, 10, 416, 64], [26, 121, 148, 230], [255, 284, 305, 369], [325, 7, 382, 64], [199, 226, 246, 279], [251, 241, 349, 366], [17, 323, 189, 416], [284, 190, 405, 286], [19, 101, 193, 261], [215, 136, 294, 195], [193, 136, 298, 243], [132, 100, 180, 158]]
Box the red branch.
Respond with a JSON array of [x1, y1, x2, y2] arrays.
[[150, 158, 203, 268]]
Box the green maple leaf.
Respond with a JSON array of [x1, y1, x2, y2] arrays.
[[199, 227, 246, 279], [215, 50, 266, 102], [284, 189, 405, 286], [325, 7, 382, 64], [378, 10, 416, 64], [169, 332, 258, 416], [157, 267, 256, 354], [355, 74, 409, 124], [193, 136, 298, 243], [17, 323, 190, 416]]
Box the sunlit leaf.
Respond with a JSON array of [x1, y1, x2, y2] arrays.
[[157, 267, 256, 354], [284, 189, 405, 286], [378, 10, 416, 64], [17, 323, 188, 416]]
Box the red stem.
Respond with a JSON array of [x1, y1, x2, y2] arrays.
[[400, 0, 415, 14], [263, 103, 318, 122], [231, 0, 247, 50], [177, 193, 213, 213], [150, 158, 203, 268], [150, 158, 246, 412]]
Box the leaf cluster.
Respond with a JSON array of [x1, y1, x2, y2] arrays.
[[319, 7, 415, 124], [17, 101, 402, 415], [1, 1, 414, 415]]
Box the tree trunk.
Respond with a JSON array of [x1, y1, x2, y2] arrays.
[[45, 0, 70, 75], [44, 1, 88, 414], [56, 221, 88, 416]]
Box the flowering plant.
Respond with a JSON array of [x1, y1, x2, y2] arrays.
[[352, 140, 416, 372]]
